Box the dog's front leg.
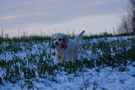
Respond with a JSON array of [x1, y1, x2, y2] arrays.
[[55, 49, 62, 61], [60, 54, 67, 63], [55, 54, 61, 61]]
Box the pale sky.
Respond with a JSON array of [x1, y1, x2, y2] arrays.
[[0, 0, 129, 37]]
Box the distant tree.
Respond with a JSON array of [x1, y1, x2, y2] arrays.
[[118, 0, 135, 34], [118, 15, 132, 34], [130, 0, 135, 34]]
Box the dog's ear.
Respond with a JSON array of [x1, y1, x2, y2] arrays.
[[51, 34, 55, 42], [63, 35, 69, 44]]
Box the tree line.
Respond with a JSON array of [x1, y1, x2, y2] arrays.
[[118, 0, 135, 34]]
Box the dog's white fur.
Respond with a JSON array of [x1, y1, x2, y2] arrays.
[[51, 30, 85, 63]]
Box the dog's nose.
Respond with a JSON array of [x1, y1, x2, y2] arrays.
[[55, 42, 59, 45]]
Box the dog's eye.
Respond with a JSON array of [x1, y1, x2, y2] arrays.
[[59, 38, 62, 41]]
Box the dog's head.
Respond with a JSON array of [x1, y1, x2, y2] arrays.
[[51, 33, 69, 49]]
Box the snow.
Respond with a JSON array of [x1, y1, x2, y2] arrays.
[[0, 36, 135, 90], [1, 66, 135, 90]]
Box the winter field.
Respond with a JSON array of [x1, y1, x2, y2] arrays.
[[0, 35, 135, 90]]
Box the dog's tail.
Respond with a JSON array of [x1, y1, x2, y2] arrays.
[[74, 30, 85, 44]]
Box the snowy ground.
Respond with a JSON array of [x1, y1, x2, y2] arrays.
[[0, 36, 135, 90], [1, 65, 135, 90]]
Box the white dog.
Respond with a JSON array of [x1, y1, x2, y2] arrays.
[[51, 30, 85, 63]]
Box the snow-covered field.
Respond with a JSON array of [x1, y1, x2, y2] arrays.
[[0, 36, 135, 90]]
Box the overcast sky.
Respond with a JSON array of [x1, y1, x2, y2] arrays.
[[0, 0, 129, 37]]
